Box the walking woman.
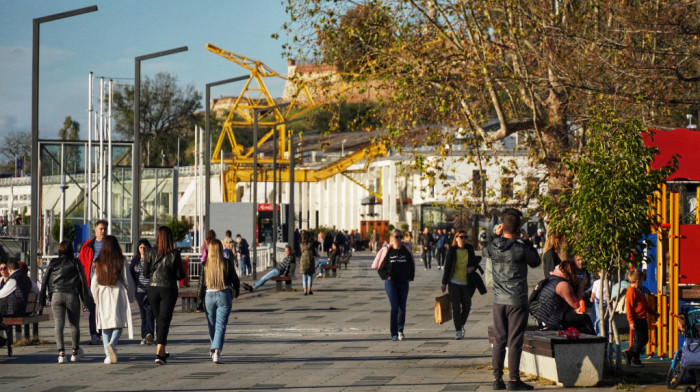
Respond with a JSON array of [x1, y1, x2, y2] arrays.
[[197, 239, 239, 364], [144, 226, 185, 365], [378, 229, 415, 341], [542, 233, 566, 278], [40, 240, 90, 364], [129, 239, 155, 345], [440, 229, 479, 340], [90, 235, 135, 364], [299, 230, 316, 295]]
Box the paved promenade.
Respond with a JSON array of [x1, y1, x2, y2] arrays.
[[1, 251, 654, 391]]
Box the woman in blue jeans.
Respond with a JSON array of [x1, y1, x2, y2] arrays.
[[377, 229, 415, 341], [197, 239, 239, 364]]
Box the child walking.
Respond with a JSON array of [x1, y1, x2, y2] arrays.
[[624, 269, 656, 367]]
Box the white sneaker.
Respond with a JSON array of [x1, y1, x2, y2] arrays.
[[398, 332, 405, 341], [456, 330, 464, 340], [316, 273, 322, 278], [104, 357, 112, 364], [106, 343, 118, 364], [212, 352, 222, 364], [70, 347, 83, 362], [58, 355, 67, 364]]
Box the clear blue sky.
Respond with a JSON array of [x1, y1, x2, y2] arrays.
[[0, 0, 291, 140]]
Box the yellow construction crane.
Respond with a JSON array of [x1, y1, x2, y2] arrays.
[[204, 43, 386, 202]]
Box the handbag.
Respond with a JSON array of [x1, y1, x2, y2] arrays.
[[681, 338, 700, 369], [434, 293, 452, 325]]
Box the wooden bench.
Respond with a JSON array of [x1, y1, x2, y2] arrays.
[[271, 276, 293, 291], [337, 256, 350, 270], [487, 326, 605, 387], [2, 292, 50, 356], [178, 289, 198, 312], [322, 265, 338, 278]]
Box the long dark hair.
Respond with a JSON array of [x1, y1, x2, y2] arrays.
[[157, 226, 175, 256], [301, 230, 310, 245], [94, 235, 124, 286]]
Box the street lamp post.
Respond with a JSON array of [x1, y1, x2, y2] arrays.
[[30, 5, 98, 283], [132, 46, 188, 253], [204, 75, 247, 235]]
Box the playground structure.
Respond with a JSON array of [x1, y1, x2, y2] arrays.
[[204, 43, 386, 202], [644, 128, 700, 359]]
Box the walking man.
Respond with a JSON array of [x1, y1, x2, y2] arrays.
[[419, 227, 434, 270], [484, 209, 540, 390], [78, 219, 107, 345]]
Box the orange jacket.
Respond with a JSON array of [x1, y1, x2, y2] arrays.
[[625, 285, 652, 325]]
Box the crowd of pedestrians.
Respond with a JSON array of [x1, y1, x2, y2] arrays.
[[0, 213, 655, 384]]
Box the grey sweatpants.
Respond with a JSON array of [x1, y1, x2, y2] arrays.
[[51, 292, 81, 352], [491, 303, 529, 381]]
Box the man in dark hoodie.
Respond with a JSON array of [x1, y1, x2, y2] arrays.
[[484, 209, 540, 391]]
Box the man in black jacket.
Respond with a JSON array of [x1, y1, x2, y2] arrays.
[[484, 209, 540, 391]]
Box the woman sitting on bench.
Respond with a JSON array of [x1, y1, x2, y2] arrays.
[[532, 259, 595, 335], [314, 243, 339, 277], [242, 246, 295, 292]]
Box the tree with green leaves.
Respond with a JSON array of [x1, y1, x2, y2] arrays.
[[58, 116, 81, 173], [542, 106, 678, 370], [283, 0, 699, 217], [0, 130, 31, 175], [112, 72, 202, 166]]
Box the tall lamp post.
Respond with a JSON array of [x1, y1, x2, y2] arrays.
[[132, 46, 188, 253], [30, 5, 98, 283], [204, 75, 247, 235]]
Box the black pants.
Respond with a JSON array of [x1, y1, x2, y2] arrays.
[[421, 248, 432, 268], [492, 303, 529, 381], [448, 283, 473, 331], [629, 318, 648, 360], [147, 286, 178, 346], [561, 310, 596, 335], [437, 248, 446, 268]]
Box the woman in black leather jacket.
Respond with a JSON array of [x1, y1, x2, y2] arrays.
[[40, 240, 90, 364], [144, 226, 185, 365]]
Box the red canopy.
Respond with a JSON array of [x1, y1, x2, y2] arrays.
[[645, 128, 700, 181]]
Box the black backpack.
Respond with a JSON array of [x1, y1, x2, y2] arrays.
[[528, 277, 549, 316]]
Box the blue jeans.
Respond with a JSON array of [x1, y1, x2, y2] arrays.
[[302, 274, 313, 289], [240, 255, 252, 275], [593, 300, 607, 336], [135, 291, 155, 339], [253, 269, 281, 290], [315, 259, 328, 275], [384, 279, 409, 337], [102, 328, 122, 356], [205, 290, 232, 351]]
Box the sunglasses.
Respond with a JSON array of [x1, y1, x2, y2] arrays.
[[0, 267, 6, 270], [393, 235, 402, 239], [457, 235, 468, 239]]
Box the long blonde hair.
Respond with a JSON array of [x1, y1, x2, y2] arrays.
[[543, 233, 566, 255], [204, 239, 225, 290]]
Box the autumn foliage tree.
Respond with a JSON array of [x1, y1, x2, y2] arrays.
[[542, 107, 678, 369], [283, 0, 700, 214]]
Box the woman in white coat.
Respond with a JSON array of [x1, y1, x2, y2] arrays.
[[90, 235, 134, 364]]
